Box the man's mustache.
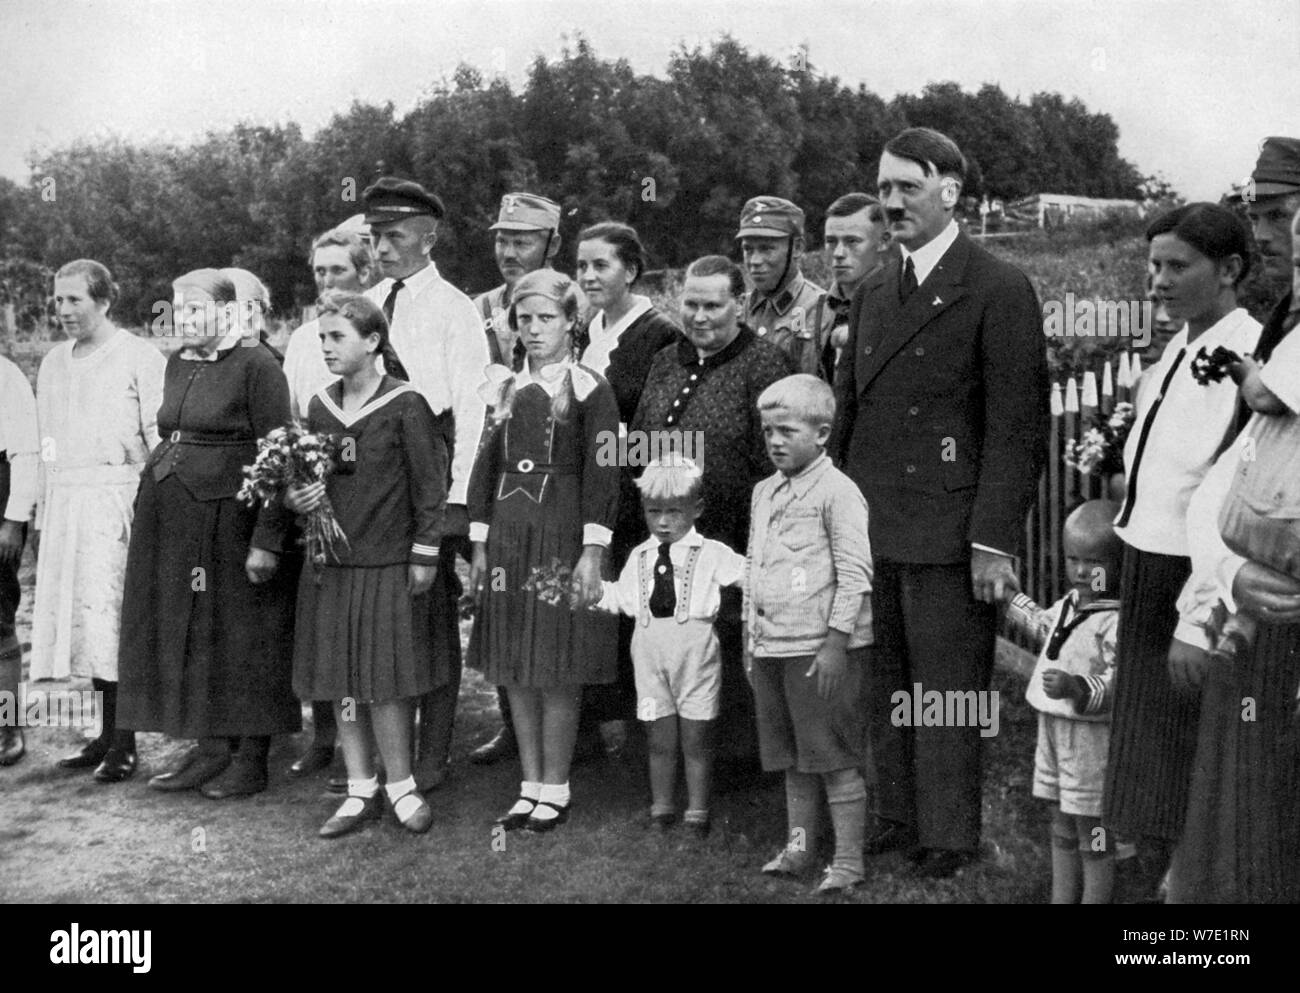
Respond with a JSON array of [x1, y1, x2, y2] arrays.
[[886, 209, 907, 223]]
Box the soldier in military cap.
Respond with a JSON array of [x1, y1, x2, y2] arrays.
[[737, 195, 831, 379], [474, 193, 565, 370], [361, 176, 492, 792]]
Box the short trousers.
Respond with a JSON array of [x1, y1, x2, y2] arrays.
[[752, 648, 868, 774]]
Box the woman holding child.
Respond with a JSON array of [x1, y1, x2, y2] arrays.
[[466, 268, 621, 832], [1102, 204, 1260, 895]]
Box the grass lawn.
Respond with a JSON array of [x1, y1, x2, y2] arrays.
[[0, 552, 1054, 905]]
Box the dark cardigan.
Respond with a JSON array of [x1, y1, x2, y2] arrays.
[[583, 306, 681, 425]]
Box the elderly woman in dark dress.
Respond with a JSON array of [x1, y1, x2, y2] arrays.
[[118, 269, 300, 799], [576, 221, 680, 750], [629, 255, 792, 769]]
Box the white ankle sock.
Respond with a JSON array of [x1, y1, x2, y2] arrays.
[[348, 775, 379, 799], [384, 775, 417, 804], [532, 782, 570, 820], [508, 781, 542, 816]]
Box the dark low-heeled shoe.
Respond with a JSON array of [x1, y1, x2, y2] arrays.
[[149, 750, 230, 792], [909, 848, 977, 880], [92, 747, 137, 783], [0, 727, 25, 767], [288, 744, 335, 778], [200, 758, 268, 799], [319, 794, 383, 839], [57, 739, 110, 770], [494, 797, 537, 832], [390, 789, 434, 834], [863, 819, 919, 856], [524, 800, 570, 833], [413, 756, 449, 793]]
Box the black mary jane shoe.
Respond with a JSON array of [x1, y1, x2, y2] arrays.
[[494, 797, 538, 832], [92, 747, 137, 783], [0, 727, 26, 767], [524, 800, 570, 833], [57, 739, 111, 770], [319, 794, 383, 839]]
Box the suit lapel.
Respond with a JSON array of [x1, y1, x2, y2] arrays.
[[856, 234, 973, 392]]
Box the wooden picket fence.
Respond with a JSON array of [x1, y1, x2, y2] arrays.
[[1012, 351, 1144, 631]]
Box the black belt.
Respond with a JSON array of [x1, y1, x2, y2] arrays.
[[164, 431, 255, 447]]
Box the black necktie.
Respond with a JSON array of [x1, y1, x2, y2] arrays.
[[382, 279, 405, 324], [900, 257, 918, 302], [1115, 348, 1186, 528], [649, 543, 676, 618]]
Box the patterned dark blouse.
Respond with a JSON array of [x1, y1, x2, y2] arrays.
[[629, 324, 791, 552]]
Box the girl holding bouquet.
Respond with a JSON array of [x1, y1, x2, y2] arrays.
[[467, 269, 620, 832], [118, 268, 300, 799], [287, 290, 450, 837]]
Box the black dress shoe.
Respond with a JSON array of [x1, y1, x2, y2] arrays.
[[525, 800, 570, 833], [863, 820, 919, 856], [910, 848, 977, 879], [494, 797, 537, 832], [288, 744, 335, 778], [469, 726, 516, 765], [57, 739, 110, 770], [149, 750, 230, 792], [319, 794, 383, 839], [200, 758, 268, 799], [93, 748, 137, 783], [0, 727, 25, 766]]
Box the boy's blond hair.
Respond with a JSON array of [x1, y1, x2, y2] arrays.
[[634, 454, 704, 503], [757, 374, 836, 427]]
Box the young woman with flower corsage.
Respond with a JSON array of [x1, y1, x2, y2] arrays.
[[466, 268, 621, 833], [286, 290, 452, 838]]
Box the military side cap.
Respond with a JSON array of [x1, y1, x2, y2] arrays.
[[490, 192, 561, 232], [1252, 137, 1300, 197], [362, 177, 445, 224], [736, 196, 805, 239]]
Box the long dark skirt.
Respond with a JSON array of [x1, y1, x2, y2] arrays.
[[1102, 545, 1195, 840], [468, 473, 617, 688], [1168, 621, 1300, 903], [118, 474, 300, 738]]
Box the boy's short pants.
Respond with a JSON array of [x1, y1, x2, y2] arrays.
[[751, 648, 868, 774], [631, 617, 721, 722], [1032, 713, 1109, 817]]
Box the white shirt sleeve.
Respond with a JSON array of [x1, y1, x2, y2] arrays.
[[137, 341, 167, 451], [442, 294, 491, 507], [1174, 441, 1247, 648], [1, 358, 40, 523]]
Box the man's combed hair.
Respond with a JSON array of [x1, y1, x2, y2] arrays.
[[826, 192, 883, 220], [884, 127, 967, 183], [757, 373, 837, 427], [635, 454, 704, 503]]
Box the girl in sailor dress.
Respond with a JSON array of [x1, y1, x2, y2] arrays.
[[467, 269, 620, 832], [288, 290, 450, 837]]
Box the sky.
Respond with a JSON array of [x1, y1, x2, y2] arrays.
[[1, 0, 1297, 201]]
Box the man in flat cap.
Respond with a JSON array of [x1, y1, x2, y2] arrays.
[[475, 193, 565, 371], [362, 176, 492, 792], [737, 195, 831, 379]]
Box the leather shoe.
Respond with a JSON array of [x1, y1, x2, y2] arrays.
[[391, 789, 434, 834], [57, 739, 110, 770], [0, 727, 25, 766], [149, 750, 231, 792], [910, 848, 976, 879], [200, 758, 268, 799], [320, 794, 383, 839], [469, 725, 516, 765], [494, 797, 537, 832], [288, 744, 335, 778], [525, 800, 570, 833], [92, 747, 137, 783], [863, 819, 918, 856]]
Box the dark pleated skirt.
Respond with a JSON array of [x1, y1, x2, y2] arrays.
[[292, 563, 442, 703], [1168, 621, 1300, 903], [468, 473, 617, 688], [118, 474, 301, 738], [1102, 544, 1196, 840]]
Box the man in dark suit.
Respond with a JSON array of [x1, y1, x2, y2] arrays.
[[831, 127, 1048, 878]]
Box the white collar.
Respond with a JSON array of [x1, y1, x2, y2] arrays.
[[1168, 307, 1256, 355], [315, 378, 416, 428], [638, 527, 705, 554], [899, 218, 960, 286], [379, 261, 441, 300], [514, 358, 598, 401], [589, 295, 652, 340]]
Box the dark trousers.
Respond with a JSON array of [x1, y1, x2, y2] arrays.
[[866, 557, 996, 853], [0, 457, 24, 698], [416, 533, 469, 766]]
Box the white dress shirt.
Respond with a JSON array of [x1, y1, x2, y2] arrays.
[[283, 316, 338, 421], [582, 294, 652, 377], [365, 262, 491, 507], [596, 527, 746, 621], [1113, 307, 1261, 555], [0, 355, 39, 523], [898, 218, 960, 287]]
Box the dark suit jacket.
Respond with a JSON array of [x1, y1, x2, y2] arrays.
[[831, 230, 1048, 564]]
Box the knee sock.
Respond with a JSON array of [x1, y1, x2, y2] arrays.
[[785, 770, 822, 858], [532, 782, 570, 821], [824, 770, 868, 877], [1080, 850, 1115, 905], [508, 781, 542, 817], [1051, 825, 1082, 904]]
